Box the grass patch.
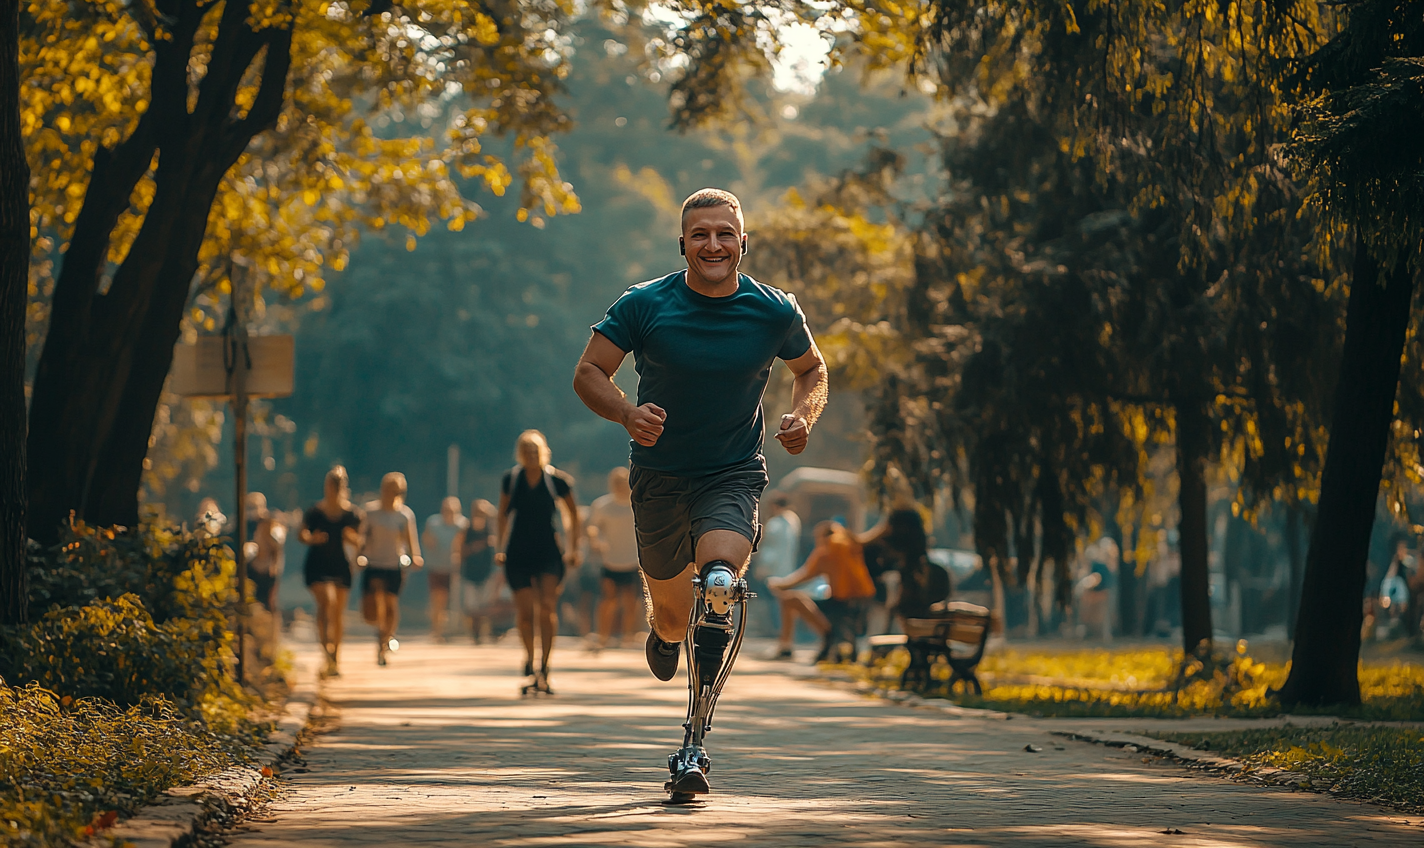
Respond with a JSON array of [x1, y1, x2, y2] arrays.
[[1150, 725, 1424, 811], [0, 684, 268, 847], [855, 645, 1424, 719]]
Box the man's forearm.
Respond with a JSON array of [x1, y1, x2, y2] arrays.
[[791, 362, 829, 426], [574, 361, 634, 426]]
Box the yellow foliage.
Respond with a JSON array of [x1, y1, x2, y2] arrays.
[[22, 0, 581, 334]]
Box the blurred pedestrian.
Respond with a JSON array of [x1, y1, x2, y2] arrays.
[[751, 492, 800, 636], [244, 491, 285, 614], [1077, 537, 1118, 641], [497, 430, 581, 693], [768, 521, 876, 662], [358, 472, 423, 666], [590, 467, 643, 649], [423, 496, 468, 642], [195, 496, 226, 537], [461, 499, 500, 643], [860, 507, 948, 623], [299, 466, 362, 677], [1379, 539, 1413, 639], [561, 505, 598, 639]]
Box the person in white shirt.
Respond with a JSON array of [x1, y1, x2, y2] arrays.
[[357, 472, 423, 666], [590, 467, 643, 648], [422, 496, 468, 642], [752, 493, 800, 644]]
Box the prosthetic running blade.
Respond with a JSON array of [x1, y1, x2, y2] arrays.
[[664, 562, 752, 801]]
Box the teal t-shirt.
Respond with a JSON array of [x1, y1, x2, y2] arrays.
[[593, 270, 813, 476]]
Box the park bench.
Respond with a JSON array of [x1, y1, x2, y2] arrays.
[[866, 601, 993, 694]]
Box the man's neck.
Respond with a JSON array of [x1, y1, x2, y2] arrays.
[[683, 267, 738, 298]]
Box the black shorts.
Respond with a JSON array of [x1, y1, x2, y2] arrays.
[[602, 567, 642, 588], [304, 558, 352, 589], [247, 565, 278, 609], [505, 558, 564, 592], [362, 567, 404, 596], [629, 459, 767, 581]]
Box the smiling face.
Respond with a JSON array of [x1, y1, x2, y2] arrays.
[[681, 204, 745, 289]]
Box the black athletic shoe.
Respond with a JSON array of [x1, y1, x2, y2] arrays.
[[646, 631, 681, 681], [668, 762, 711, 795]]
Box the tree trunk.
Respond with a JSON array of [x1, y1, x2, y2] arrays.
[[1279, 247, 1415, 707], [1175, 399, 1213, 654], [0, 0, 30, 624], [1284, 505, 1303, 634], [24, 5, 292, 541]]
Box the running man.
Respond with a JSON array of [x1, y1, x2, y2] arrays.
[[573, 188, 828, 798]]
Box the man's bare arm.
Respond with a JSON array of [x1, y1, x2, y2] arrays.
[[573, 332, 666, 446], [775, 339, 829, 456]]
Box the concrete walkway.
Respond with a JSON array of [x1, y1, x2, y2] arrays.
[[229, 636, 1423, 847]]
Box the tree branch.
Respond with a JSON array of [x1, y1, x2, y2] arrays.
[[218, 24, 294, 166], [47, 109, 158, 324], [191, 0, 269, 132]]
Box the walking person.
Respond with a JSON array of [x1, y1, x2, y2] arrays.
[[496, 430, 581, 693], [460, 499, 501, 643], [768, 521, 876, 662], [244, 491, 286, 614], [751, 492, 801, 639], [422, 496, 468, 642], [590, 467, 644, 649], [573, 188, 828, 799], [357, 472, 423, 666], [299, 466, 363, 677]]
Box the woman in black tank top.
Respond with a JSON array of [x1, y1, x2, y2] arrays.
[[496, 430, 582, 692], [299, 466, 362, 677]]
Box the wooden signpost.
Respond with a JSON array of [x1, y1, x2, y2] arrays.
[[171, 266, 293, 684]]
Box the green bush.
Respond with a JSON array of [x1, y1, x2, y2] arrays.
[[0, 521, 239, 709], [0, 595, 224, 709], [0, 521, 267, 845], [0, 683, 256, 848], [24, 521, 234, 624]]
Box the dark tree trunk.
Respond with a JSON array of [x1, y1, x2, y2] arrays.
[[1175, 399, 1213, 654], [0, 0, 30, 624], [1284, 505, 1304, 633], [24, 3, 292, 541], [1279, 247, 1415, 707]]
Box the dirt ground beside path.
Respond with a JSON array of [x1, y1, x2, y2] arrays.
[[228, 637, 1423, 848]]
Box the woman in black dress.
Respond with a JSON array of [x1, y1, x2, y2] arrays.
[[496, 430, 581, 691], [299, 466, 363, 677]]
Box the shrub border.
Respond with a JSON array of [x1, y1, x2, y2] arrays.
[[107, 650, 321, 848]]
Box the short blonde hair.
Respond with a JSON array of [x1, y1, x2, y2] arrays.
[[680, 188, 743, 230], [515, 429, 552, 468], [380, 471, 407, 497]]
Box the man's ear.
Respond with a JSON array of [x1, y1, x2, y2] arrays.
[[679, 237, 685, 256], [741, 234, 748, 255]]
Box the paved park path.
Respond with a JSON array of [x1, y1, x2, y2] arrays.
[[229, 637, 1423, 847]]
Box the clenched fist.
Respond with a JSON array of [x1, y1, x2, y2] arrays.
[[623, 403, 667, 447], [775, 414, 810, 455]]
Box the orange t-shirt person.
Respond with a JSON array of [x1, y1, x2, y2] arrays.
[[781, 522, 876, 600]]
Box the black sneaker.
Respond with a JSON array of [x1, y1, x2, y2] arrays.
[[645, 631, 681, 681], [667, 761, 711, 795]]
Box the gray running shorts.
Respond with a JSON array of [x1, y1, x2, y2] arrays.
[[629, 459, 767, 581]]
